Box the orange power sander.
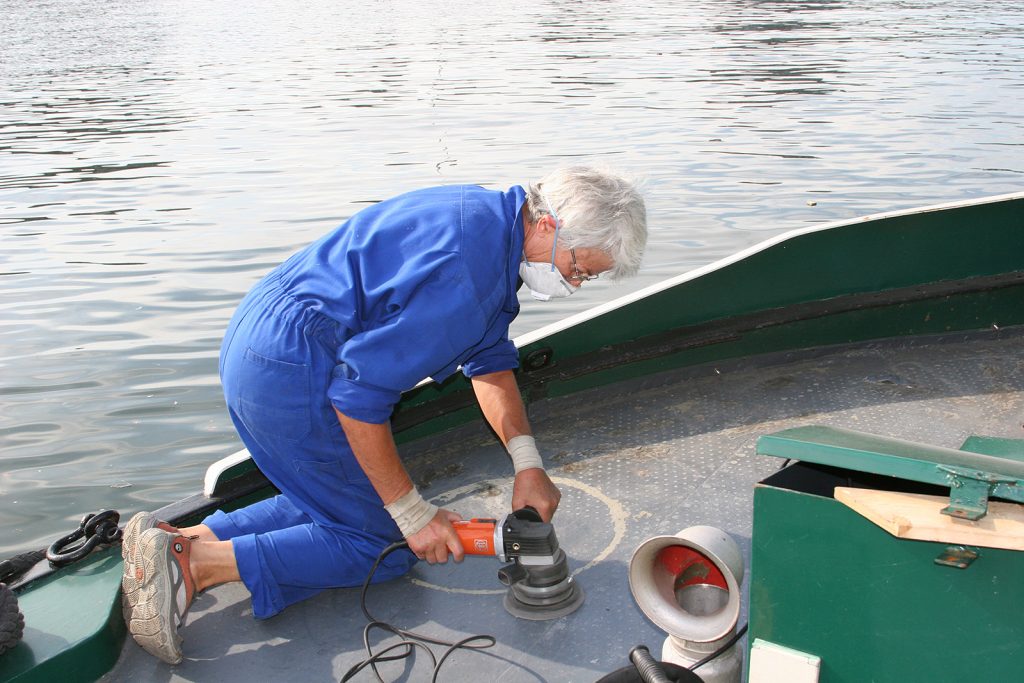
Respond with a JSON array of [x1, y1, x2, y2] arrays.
[[452, 506, 584, 620]]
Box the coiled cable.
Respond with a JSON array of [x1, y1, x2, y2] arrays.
[[339, 541, 495, 683]]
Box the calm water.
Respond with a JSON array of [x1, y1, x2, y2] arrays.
[[2, 0, 1022, 556]]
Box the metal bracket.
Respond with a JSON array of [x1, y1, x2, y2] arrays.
[[937, 465, 1015, 521], [934, 546, 978, 569]]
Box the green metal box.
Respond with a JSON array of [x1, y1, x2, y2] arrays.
[[747, 427, 1024, 682]]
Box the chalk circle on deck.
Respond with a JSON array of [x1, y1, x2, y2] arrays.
[[409, 476, 627, 595]]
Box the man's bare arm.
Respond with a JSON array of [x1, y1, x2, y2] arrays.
[[335, 408, 463, 563], [470, 370, 561, 520]]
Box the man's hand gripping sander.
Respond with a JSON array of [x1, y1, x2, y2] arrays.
[[452, 507, 585, 620]]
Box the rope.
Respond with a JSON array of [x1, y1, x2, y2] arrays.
[[0, 583, 25, 656], [0, 549, 47, 656], [0, 549, 46, 585], [0, 549, 46, 656]]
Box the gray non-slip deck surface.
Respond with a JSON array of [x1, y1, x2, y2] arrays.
[[103, 330, 1024, 683]]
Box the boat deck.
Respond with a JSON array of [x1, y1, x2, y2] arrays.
[[101, 329, 1024, 682]]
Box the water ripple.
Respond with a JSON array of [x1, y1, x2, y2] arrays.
[[1, 0, 1023, 555]]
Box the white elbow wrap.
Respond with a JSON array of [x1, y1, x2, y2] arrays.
[[507, 435, 545, 474], [385, 488, 438, 538]]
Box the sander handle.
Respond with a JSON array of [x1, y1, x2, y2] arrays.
[[512, 505, 542, 523], [451, 507, 548, 559], [452, 518, 500, 556]]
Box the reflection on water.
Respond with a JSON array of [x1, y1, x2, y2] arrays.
[[1, 0, 1022, 555]]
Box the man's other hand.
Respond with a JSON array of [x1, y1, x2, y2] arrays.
[[511, 469, 561, 522]]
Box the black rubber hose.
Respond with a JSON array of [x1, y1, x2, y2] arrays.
[[629, 646, 672, 683], [0, 583, 25, 656], [595, 656, 701, 683]]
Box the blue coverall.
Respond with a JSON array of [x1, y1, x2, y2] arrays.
[[206, 185, 526, 618]]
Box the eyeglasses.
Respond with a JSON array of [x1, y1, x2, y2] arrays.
[[542, 196, 599, 284], [569, 248, 599, 283]]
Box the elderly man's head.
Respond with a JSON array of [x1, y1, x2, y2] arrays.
[[525, 166, 647, 281]]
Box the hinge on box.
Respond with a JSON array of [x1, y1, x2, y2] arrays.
[[937, 465, 1017, 521]]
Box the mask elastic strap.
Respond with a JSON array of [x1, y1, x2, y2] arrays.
[[540, 192, 561, 272]]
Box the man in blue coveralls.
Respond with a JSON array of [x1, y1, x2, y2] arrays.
[[120, 166, 648, 664]]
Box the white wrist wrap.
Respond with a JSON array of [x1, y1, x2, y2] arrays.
[[385, 488, 438, 538], [507, 435, 545, 474]]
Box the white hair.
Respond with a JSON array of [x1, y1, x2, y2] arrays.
[[526, 166, 648, 279]]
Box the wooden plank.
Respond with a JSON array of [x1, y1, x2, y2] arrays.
[[834, 487, 1024, 551]]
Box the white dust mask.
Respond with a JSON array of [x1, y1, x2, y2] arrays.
[[519, 260, 579, 301]]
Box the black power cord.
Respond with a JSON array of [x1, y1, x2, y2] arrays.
[[340, 541, 496, 683], [340, 541, 747, 682], [688, 622, 748, 672]]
